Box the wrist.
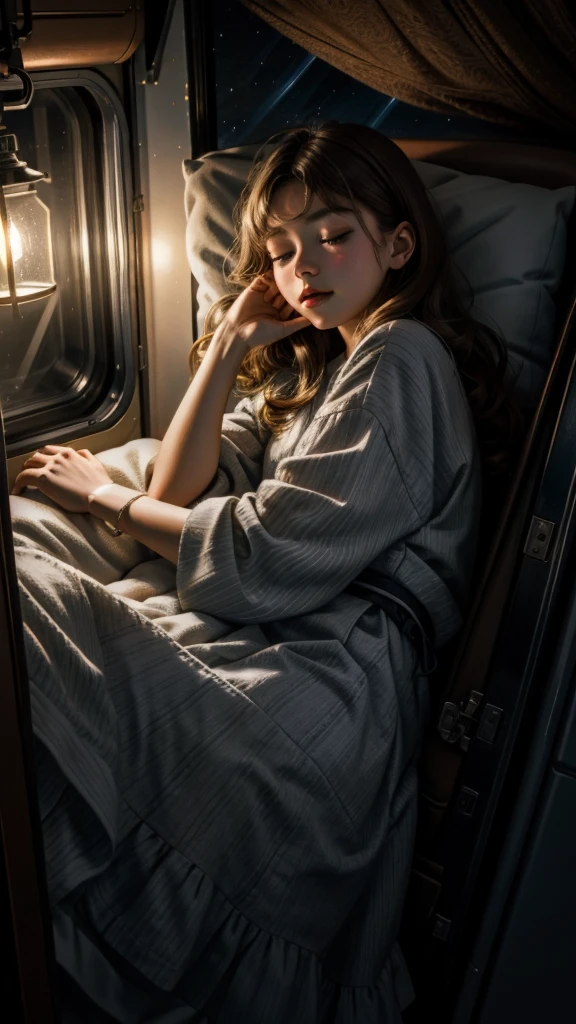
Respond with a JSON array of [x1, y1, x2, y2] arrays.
[[210, 321, 250, 361], [88, 483, 139, 521], [88, 482, 118, 502]]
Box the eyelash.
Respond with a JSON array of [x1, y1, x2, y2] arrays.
[[269, 230, 352, 264]]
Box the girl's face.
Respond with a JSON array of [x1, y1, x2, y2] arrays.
[[265, 180, 414, 350]]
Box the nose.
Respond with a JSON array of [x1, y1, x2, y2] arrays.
[[294, 247, 319, 280]]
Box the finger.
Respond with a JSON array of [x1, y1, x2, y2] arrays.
[[41, 444, 70, 454], [263, 280, 280, 297], [270, 293, 285, 309], [252, 274, 272, 291], [77, 448, 93, 459], [39, 445, 73, 462], [11, 468, 43, 495], [281, 316, 311, 336], [22, 450, 50, 467]]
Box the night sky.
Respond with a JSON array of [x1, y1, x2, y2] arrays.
[[211, 0, 512, 150]]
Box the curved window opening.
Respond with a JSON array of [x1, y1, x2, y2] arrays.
[[0, 72, 135, 456]]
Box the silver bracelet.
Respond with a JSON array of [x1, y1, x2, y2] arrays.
[[109, 492, 147, 536]]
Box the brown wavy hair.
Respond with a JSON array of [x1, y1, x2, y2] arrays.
[[190, 122, 524, 475]]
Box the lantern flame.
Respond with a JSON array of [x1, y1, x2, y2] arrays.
[[0, 220, 23, 267]]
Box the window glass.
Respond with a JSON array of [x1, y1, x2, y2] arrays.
[[213, 0, 512, 149], [1, 74, 134, 453]]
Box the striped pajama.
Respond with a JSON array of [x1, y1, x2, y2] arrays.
[[12, 318, 481, 1022]]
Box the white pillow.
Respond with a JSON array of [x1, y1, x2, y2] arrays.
[[183, 144, 575, 409]]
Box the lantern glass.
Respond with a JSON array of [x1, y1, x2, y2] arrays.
[[0, 187, 55, 302]]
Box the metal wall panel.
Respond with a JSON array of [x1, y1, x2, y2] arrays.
[[135, 0, 193, 439]]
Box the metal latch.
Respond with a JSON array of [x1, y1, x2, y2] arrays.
[[438, 689, 484, 751], [476, 703, 502, 743], [524, 517, 555, 561], [432, 914, 452, 941]]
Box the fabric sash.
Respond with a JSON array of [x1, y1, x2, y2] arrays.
[[345, 568, 437, 675]]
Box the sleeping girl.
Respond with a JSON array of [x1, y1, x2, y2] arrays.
[[11, 122, 520, 1023]]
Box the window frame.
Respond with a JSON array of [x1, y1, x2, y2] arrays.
[[4, 68, 138, 458]]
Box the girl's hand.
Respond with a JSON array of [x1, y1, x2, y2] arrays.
[[221, 272, 311, 350], [12, 445, 114, 513]]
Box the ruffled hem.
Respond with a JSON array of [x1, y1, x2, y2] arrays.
[[65, 816, 414, 1024]]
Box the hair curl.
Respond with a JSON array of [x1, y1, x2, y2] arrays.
[[190, 122, 524, 476]]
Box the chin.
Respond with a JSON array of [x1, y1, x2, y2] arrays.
[[306, 310, 341, 329]]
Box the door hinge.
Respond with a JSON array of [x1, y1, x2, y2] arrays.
[[438, 689, 483, 751], [137, 344, 147, 371]]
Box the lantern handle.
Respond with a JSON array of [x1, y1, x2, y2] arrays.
[[0, 66, 33, 110]]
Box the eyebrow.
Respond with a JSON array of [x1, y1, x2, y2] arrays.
[[266, 205, 354, 240]]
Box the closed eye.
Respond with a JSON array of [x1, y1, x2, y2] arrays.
[[322, 230, 352, 247], [269, 230, 352, 264]]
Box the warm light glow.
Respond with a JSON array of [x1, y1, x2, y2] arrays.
[[0, 220, 23, 266], [0, 284, 48, 298], [151, 238, 173, 273]]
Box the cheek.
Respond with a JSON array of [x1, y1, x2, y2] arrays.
[[272, 268, 291, 299], [331, 242, 371, 273]]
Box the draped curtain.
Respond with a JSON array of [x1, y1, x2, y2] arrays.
[[241, 0, 576, 137]]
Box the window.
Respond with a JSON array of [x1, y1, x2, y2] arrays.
[[212, 0, 512, 149], [1, 71, 135, 455]]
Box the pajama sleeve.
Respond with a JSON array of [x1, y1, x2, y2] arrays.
[[177, 402, 424, 622]]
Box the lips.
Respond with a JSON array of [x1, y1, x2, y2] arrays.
[[300, 289, 333, 307]]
